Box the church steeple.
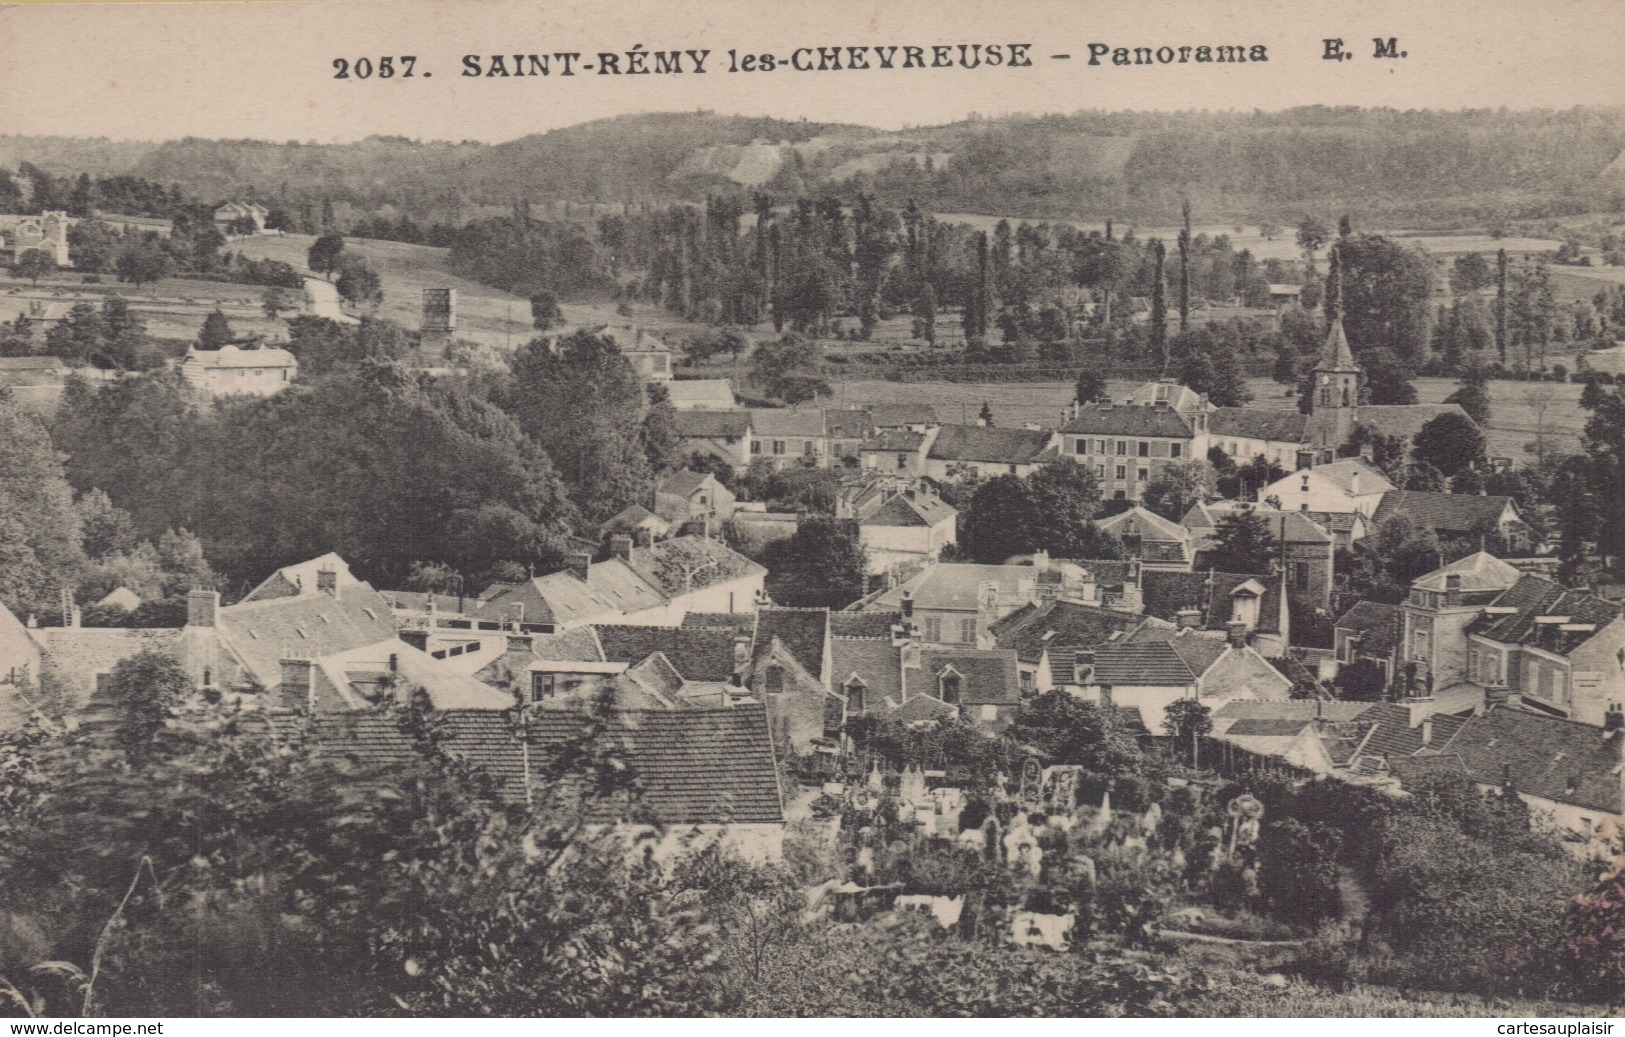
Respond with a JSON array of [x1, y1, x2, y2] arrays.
[[1309, 253, 1362, 456]]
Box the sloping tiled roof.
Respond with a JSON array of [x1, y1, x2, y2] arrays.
[[1354, 404, 1473, 446], [861, 491, 957, 528], [872, 563, 1038, 613], [752, 608, 828, 681], [593, 625, 738, 682], [217, 583, 401, 690], [681, 612, 758, 636], [673, 410, 751, 438], [1355, 702, 1430, 759], [1373, 491, 1521, 535], [312, 705, 784, 823], [1141, 570, 1282, 635], [1091, 637, 1207, 687], [990, 600, 1143, 665], [623, 536, 766, 601], [1191, 505, 1333, 545], [1214, 699, 1372, 721], [1427, 707, 1623, 814], [665, 380, 735, 409], [824, 409, 873, 439], [749, 408, 826, 437], [28, 626, 184, 714], [1412, 551, 1522, 594], [1098, 506, 1191, 544], [916, 649, 1020, 705], [888, 693, 959, 724], [1336, 600, 1402, 656], [830, 611, 901, 638], [830, 637, 904, 710], [862, 430, 926, 452], [1210, 408, 1311, 443], [926, 424, 1055, 465], [870, 403, 937, 427], [1310, 457, 1395, 495], [1060, 405, 1192, 438], [658, 469, 713, 499]]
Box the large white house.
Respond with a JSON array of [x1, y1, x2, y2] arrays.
[[180, 345, 298, 396]]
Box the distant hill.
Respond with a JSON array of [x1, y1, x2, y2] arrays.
[[4, 107, 1624, 227]]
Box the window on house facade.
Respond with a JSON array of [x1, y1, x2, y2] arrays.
[[764, 665, 784, 695], [1115, 465, 1127, 481], [531, 672, 555, 702], [897, 454, 908, 470], [1094, 439, 1106, 454], [1074, 439, 1087, 455], [1095, 464, 1105, 479], [1412, 630, 1429, 660], [804, 440, 816, 456], [751, 440, 762, 454], [1137, 468, 1149, 483], [1138, 442, 1150, 458], [1292, 562, 1309, 591], [1116, 441, 1127, 456], [1301, 475, 1311, 492], [959, 617, 977, 644], [1171, 443, 1183, 458], [940, 672, 961, 704]]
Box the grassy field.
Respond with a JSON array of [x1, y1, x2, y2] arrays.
[[827, 375, 1589, 461]]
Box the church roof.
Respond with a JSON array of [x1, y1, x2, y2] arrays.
[[1319, 318, 1359, 371]]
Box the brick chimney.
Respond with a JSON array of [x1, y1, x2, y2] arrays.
[[610, 534, 634, 561], [1176, 608, 1203, 630], [1445, 573, 1462, 609], [186, 589, 218, 628], [567, 552, 592, 582], [1226, 621, 1249, 648], [900, 590, 914, 619], [1295, 449, 1315, 472], [1421, 718, 1433, 745], [316, 567, 338, 597], [507, 633, 534, 654]]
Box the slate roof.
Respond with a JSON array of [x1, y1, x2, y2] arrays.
[[1353, 703, 1476, 760], [217, 582, 401, 690], [1336, 600, 1402, 656], [752, 608, 828, 681], [990, 600, 1144, 665], [1141, 569, 1282, 635], [870, 403, 937, 428], [926, 424, 1055, 465], [916, 649, 1021, 705], [1320, 318, 1358, 370], [1424, 707, 1624, 814], [830, 611, 902, 638], [622, 536, 766, 600], [311, 705, 784, 823], [1354, 404, 1474, 446], [1209, 409, 1311, 443], [830, 637, 904, 710], [1412, 551, 1522, 594], [862, 430, 926, 452], [1372, 491, 1522, 535], [1091, 632, 1226, 687], [682, 612, 758, 636], [658, 469, 714, 499], [749, 408, 826, 437], [1098, 506, 1191, 544], [1121, 381, 1209, 413], [861, 491, 957, 528], [1060, 405, 1193, 438], [673, 409, 752, 438], [888, 693, 959, 724], [1468, 575, 1621, 655], [593, 625, 739, 682]]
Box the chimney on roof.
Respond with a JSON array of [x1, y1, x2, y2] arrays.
[[1350, 469, 1360, 496], [901, 590, 914, 619], [1295, 449, 1314, 472], [316, 567, 338, 597], [733, 633, 751, 666], [1421, 718, 1432, 745], [186, 589, 218, 628], [567, 551, 592, 582], [610, 534, 634, 561], [635, 526, 655, 549], [1226, 620, 1249, 649], [280, 657, 314, 711], [1605, 708, 1624, 734], [1176, 608, 1203, 630], [388, 652, 398, 673], [399, 629, 429, 652], [1445, 573, 1462, 609], [507, 633, 534, 654]]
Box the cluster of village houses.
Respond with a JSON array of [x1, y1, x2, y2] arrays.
[[0, 300, 1621, 864]]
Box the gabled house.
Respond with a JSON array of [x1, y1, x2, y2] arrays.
[[918, 648, 1022, 729], [742, 607, 844, 753], [1182, 504, 1336, 612], [665, 378, 736, 410], [924, 424, 1059, 482], [1209, 699, 1376, 777], [1397, 551, 1522, 705], [1371, 491, 1536, 552], [748, 408, 828, 469], [990, 599, 1152, 695], [656, 468, 737, 526], [869, 563, 1047, 648], [1257, 457, 1393, 518], [673, 410, 754, 471], [598, 505, 671, 543], [824, 408, 875, 466], [1140, 568, 1291, 658], [1060, 393, 1206, 503], [827, 630, 1021, 730], [857, 487, 958, 577], [179, 345, 298, 397], [1097, 506, 1194, 572], [860, 429, 935, 479], [1084, 624, 1293, 730], [1333, 600, 1403, 688], [1208, 408, 1310, 470]]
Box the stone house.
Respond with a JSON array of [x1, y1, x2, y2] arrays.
[[673, 410, 754, 471], [748, 408, 829, 469], [1097, 506, 1193, 572], [923, 424, 1059, 482], [1397, 551, 1522, 704], [179, 345, 298, 397], [1256, 457, 1394, 518], [857, 487, 958, 577], [1084, 624, 1294, 732]]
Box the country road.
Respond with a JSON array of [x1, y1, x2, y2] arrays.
[[304, 276, 358, 324]]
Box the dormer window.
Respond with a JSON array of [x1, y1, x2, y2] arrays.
[[844, 677, 866, 713], [939, 670, 962, 704]]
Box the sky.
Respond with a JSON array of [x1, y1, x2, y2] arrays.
[[0, 0, 1622, 144]]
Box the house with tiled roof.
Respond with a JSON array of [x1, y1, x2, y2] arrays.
[[179, 345, 297, 397], [857, 486, 958, 577], [1397, 552, 1522, 705], [673, 409, 754, 470], [1371, 491, 1535, 551], [1209, 408, 1311, 470], [1140, 568, 1290, 658], [1463, 574, 1625, 728], [594, 624, 742, 684], [1182, 504, 1336, 613], [824, 408, 874, 465], [311, 704, 787, 861], [1059, 389, 1207, 503], [1396, 707, 1625, 851], [869, 562, 1047, 648], [924, 423, 1059, 481], [473, 536, 765, 633], [1085, 625, 1292, 730], [1257, 457, 1393, 518], [869, 403, 938, 430], [859, 428, 936, 479], [990, 599, 1150, 694], [655, 467, 736, 527], [1334, 600, 1402, 689], [1097, 506, 1193, 572], [736, 607, 847, 752], [598, 504, 672, 543], [1209, 699, 1375, 776], [918, 648, 1023, 728], [749, 408, 829, 470]]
